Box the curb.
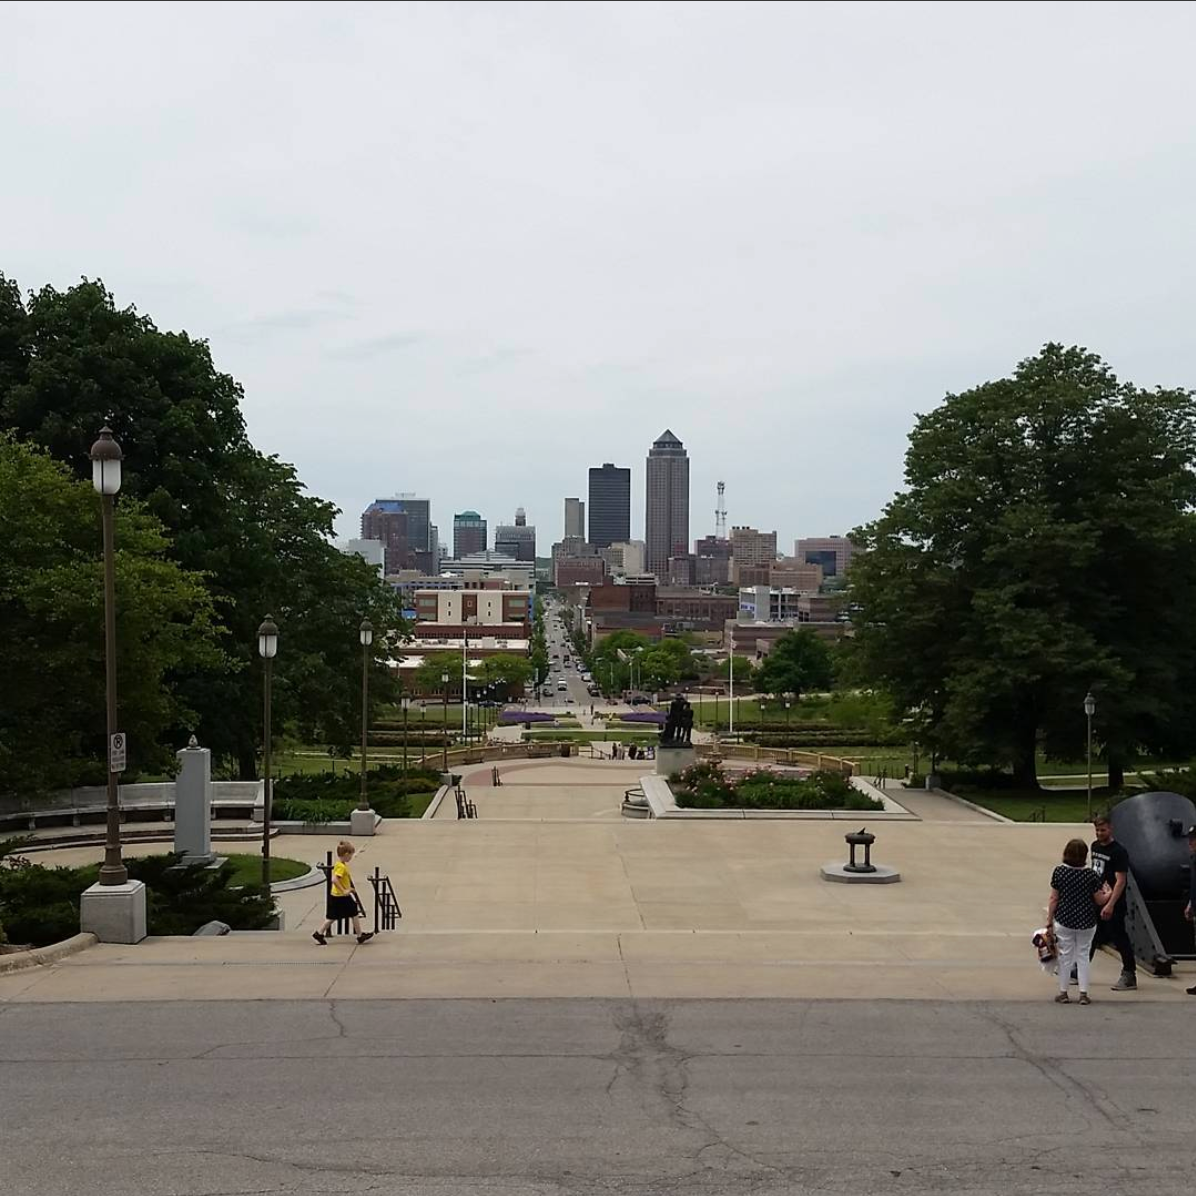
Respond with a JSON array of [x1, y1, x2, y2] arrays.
[[424, 785, 451, 819], [930, 788, 1014, 823], [270, 863, 325, 893], [0, 932, 97, 974]]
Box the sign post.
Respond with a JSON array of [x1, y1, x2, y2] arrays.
[[109, 731, 127, 774]]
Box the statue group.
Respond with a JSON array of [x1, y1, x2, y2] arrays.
[[660, 694, 694, 747]]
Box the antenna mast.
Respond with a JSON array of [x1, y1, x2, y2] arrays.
[[715, 480, 727, 539]]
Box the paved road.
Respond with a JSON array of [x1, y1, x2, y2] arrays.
[[3, 998, 1191, 1195]]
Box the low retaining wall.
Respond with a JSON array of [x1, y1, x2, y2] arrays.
[[636, 775, 915, 820]]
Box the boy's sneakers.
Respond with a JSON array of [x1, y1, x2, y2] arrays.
[[312, 931, 327, 946], [357, 932, 375, 945], [1110, 972, 1137, 991]]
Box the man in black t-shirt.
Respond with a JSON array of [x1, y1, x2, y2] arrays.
[[1089, 814, 1136, 990]]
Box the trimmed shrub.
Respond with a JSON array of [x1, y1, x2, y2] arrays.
[[0, 853, 276, 948], [671, 763, 882, 811]]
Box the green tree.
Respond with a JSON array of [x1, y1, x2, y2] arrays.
[[0, 276, 407, 776], [0, 436, 228, 796], [850, 344, 1196, 788], [475, 653, 532, 698], [756, 629, 835, 701]]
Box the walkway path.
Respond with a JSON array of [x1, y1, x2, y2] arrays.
[[5, 753, 1192, 1003]]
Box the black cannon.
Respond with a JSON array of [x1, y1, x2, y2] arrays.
[[1109, 791, 1196, 976]]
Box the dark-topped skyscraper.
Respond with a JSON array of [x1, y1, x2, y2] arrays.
[[453, 510, 488, 558], [587, 462, 631, 548], [645, 429, 689, 580]]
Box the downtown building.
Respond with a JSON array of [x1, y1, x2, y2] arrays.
[[644, 429, 690, 580], [361, 494, 433, 574], [493, 507, 537, 562], [453, 510, 488, 559], [587, 462, 631, 548], [563, 497, 585, 540], [796, 535, 857, 578]]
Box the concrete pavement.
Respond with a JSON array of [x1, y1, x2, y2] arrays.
[[3, 997, 1194, 1195], [5, 761, 1195, 1003]]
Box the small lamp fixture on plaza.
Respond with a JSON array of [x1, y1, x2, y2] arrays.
[[79, 426, 149, 943], [351, 617, 379, 835]]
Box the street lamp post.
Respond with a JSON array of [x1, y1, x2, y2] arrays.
[[785, 697, 792, 730], [257, 615, 279, 888], [91, 427, 127, 887], [402, 695, 411, 772], [79, 427, 148, 943], [358, 619, 373, 811], [441, 672, 450, 770], [1084, 691, 1096, 820]]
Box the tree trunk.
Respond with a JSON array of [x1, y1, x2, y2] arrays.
[[1107, 753, 1125, 793], [237, 745, 258, 781], [1011, 719, 1039, 789]]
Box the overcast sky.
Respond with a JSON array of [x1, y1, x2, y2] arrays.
[[5, 1, 1196, 550]]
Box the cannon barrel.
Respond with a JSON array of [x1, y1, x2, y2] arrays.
[[1109, 791, 1195, 901]]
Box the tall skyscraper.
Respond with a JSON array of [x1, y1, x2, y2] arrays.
[[494, 507, 537, 561], [361, 495, 432, 573], [453, 510, 488, 558], [564, 497, 585, 540], [645, 429, 690, 580], [587, 462, 631, 548]]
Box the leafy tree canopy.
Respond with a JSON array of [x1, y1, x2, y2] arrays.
[[849, 343, 1196, 786], [756, 629, 835, 699], [0, 435, 227, 796], [0, 276, 407, 777]]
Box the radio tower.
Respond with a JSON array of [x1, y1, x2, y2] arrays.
[[715, 480, 727, 540]]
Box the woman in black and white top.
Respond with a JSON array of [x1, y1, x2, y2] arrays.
[[1048, 838, 1111, 1005]]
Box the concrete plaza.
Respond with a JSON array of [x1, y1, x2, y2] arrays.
[[3, 758, 1193, 1004]]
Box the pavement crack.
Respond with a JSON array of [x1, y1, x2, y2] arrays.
[[606, 1001, 789, 1181], [977, 1004, 1123, 1133], [327, 999, 350, 1038]]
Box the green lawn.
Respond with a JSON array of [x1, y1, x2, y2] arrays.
[[220, 853, 310, 886], [952, 787, 1126, 823]]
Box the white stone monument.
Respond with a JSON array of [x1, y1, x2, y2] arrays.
[[174, 736, 217, 866]]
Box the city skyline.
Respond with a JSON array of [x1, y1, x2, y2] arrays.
[[9, 5, 1194, 556]]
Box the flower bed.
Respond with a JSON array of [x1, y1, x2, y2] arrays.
[[500, 710, 554, 724], [670, 762, 882, 811], [619, 711, 666, 725]]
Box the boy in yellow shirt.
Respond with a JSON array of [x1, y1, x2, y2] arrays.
[[312, 841, 374, 945]]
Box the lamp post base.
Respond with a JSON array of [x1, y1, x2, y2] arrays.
[[350, 807, 378, 836], [80, 879, 148, 943]]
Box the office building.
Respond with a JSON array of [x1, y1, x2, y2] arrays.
[[494, 507, 537, 562], [694, 535, 733, 586], [587, 462, 631, 547], [453, 510, 488, 559], [599, 540, 646, 577], [796, 536, 858, 578], [361, 495, 432, 573], [645, 429, 690, 580], [564, 497, 585, 540], [730, 526, 778, 569]]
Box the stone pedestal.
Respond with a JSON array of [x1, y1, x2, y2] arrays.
[[820, 863, 902, 884], [175, 742, 215, 865], [656, 745, 697, 777], [349, 807, 378, 836], [80, 880, 148, 943]]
